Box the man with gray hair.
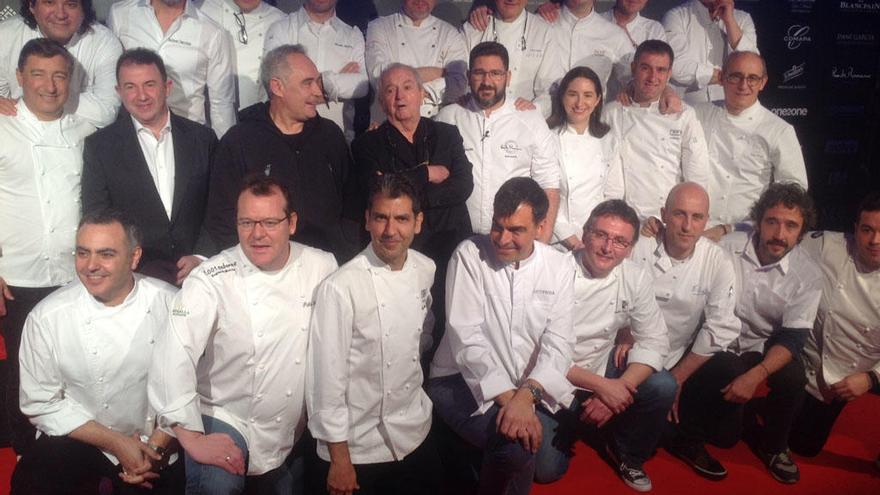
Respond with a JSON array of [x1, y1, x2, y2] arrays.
[[206, 44, 359, 263]]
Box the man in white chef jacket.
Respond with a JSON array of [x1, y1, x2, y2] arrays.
[[264, 0, 368, 141], [435, 41, 559, 241], [662, 0, 759, 104], [788, 192, 880, 459], [197, 0, 286, 110], [462, 0, 562, 116], [0, 38, 96, 456], [695, 51, 807, 237], [681, 183, 822, 484], [428, 177, 574, 495], [308, 174, 440, 495], [13, 209, 183, 494], [630, 182, 739, 481], [520, 1, 666, 48], [535, 198, 675, 493], [149, 175, 338, 493], [603, 39, 710, 222], [364, 0, 468, 121]]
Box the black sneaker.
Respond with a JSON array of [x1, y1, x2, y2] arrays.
[[665, 437, 727, 480], [606, 443, 653, 492], [755, 447, 800, 484]]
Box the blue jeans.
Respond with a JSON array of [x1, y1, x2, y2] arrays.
[[184, 415, 305, 495], [534, 352, 677, 483], [426, 374, 535, 495]]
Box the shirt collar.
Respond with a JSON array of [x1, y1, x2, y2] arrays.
[[143, 0, 198, 19], [364, 244, 413, 273], [14, 99, 65, 131], [742, 231, 791, 275], [574, 249, 619, 282], [397, 11, 436, 29], [235, 241, 300, 276], [131, 110, 172, 137], [296, 7, 341, 31], [727, 100, 763, 122], [78, 273, 142, 315], [561, 4, 595, 27], [466, 95, 516, 117], [494, 8, 526, 28]]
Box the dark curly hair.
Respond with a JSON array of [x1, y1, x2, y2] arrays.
[[749, 182, 817, 236], [20, 0, 97, 36]]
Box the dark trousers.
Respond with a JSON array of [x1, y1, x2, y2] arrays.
[[10, 433, 185, 495], [1, 285, 57, 455], [315, 434, 441, 495], [789, 393, 848, 457], [676, 351, 807, 453]]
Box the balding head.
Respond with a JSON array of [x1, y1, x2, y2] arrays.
[[661, 182, 710, 259]]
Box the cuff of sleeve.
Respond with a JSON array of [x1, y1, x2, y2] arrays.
[[527, 367, 572, 411], [628, 347, 666, 372], [696, 63, 716, 88], [321, 71, 339, 101], [308, 409, 350, 444], [554, 223, 579, 245], [475, 370, 516, 405], [33, 407, 94, 437], [156, 398, 204, 436]]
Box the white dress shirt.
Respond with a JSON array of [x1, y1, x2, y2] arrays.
[[149, 242, 337, 475], [631, 236, 740, 368], [264, 8, 368, 141], [695, 101, 808, 226], [801, 232, 880, 402], [308, 246, 435, 464], [19, 275, 177, 464], [0, 17, 122, 128], [603, 100, 710, 221], [133, 112, 175, 218], [197, 0, 286, 110], [662, 0, 759, 104], [365, 11, 468, 120], [0, 104, 95, 288], [435, 97, 560, 235], [108, 0, 236, 137], [431, 237, 574, 413], [551, 6, 634, 98], [720, 232, 822, 354], [569, 252, 669, 380], [599, 9, 668, 47], [462, 10, 562, 116], [553, 126, 624, 246]]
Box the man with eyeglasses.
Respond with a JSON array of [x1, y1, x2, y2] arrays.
[[534, 199, 675, 492], [435, 41, 559, 242], [694, 51, 807, 240], [198, 0, 285, 110], [150, 174, 338, 494]]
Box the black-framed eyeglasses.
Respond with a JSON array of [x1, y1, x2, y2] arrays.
[[237, 217, 288, 231], [470, 69, 507, 79], [587, 229, 632, 249], [233, 11, 248, 45], [724, 72, 764, 87]]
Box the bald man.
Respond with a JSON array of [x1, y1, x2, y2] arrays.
[[630, 182, 740, 481]]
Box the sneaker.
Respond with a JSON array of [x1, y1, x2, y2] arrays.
[[755, 447, 800, 484], [665, 437, 727, 480], [606, 443, 653, 492]]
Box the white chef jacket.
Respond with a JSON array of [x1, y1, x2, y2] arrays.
[[662, 0, 759, 104], [308, 246, 435, 464], [801, 232, 880, 402], [553, 125, 624, 246], [0, 104, 95, 288], [19, 275, 176, 464], [197, 0, 286, 110], [552, 6, 634, 98], [133, 112, 175, 218], [569, 252, 669, 380], [149, 242, 337, 475], [599, 9, 668, 47], [108, 0, 236, 137], [462, 10, 562, 117], [631, 236, 740, 368], [264, 8, 368, 141], [435, 97, 560, 235], [431, 237, 574, 414], [695, 101, 808, 226], [720, 232, 822, 355], [0, 17, 122, 128], [603, 100, 710, 221], [365, 11, 468, 120]]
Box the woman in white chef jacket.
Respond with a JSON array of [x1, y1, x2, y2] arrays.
[[547, 66, 625, 252]]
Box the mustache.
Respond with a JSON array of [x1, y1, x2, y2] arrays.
[[766, 239, 789, 248], [478, 84, 496, 92]]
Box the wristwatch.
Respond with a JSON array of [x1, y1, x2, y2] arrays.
[[520, 383, 543, 405]]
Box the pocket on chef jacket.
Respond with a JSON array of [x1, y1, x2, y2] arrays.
[[753, 287, 786, 327]]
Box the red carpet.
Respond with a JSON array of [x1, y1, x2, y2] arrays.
[[0, 396, 876, 494]]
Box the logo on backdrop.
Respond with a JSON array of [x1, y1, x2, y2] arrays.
[[770, 107, 809, 118], [824, 139, 860, 155], [784, 25, 812, 50], [835, 32, 878, 46], [788, 0, 816, 13], [838, 1, 880, 12], [779, 63, 807, 89], [831, 66, 873, 80], [826, 104, 866, 117]]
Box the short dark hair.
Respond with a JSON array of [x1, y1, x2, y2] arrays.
[[116, 48, 168, 84], [547, 66, 611, 138], [856, 191, 880, 221], [493, 177, 549, 224], [238, 174, 293, 217], [469, 41, 509, 71], [749, 182, 816, 235], [20, 0, 96, 36], [584, 199, 641, 245], [367, 174, 421, 215], [78, 208, 143, 252], [633, 39, 675, 68], [17, 38, 74, 74]]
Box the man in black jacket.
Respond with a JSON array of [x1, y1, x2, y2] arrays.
[[351, 63, 473, 268], [82, 48, 217, 286], [205, 44, 360, 262]]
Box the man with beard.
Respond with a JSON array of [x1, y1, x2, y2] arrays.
[[435, 42, 559, 242]]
